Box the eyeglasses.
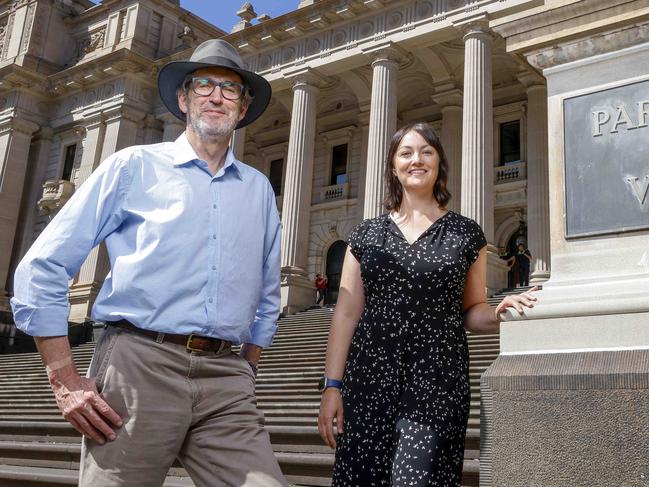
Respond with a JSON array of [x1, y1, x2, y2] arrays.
[[185, 77, 246, 100]]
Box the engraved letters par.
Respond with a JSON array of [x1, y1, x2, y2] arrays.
[[592, 101, 649, 136]]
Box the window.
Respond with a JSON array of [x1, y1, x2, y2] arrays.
[[499, 120, 521, 165], [61, 144, 77, 181], [330, 144, 348, 186], [269, 158, 283, 196]]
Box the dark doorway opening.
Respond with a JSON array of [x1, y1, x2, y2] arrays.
[[325, 240, 346, 305]]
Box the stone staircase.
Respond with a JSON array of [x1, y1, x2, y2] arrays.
[[0, 287, 531, 486]]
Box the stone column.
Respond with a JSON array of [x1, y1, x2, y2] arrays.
[[11, 128, 54, 284], [433, 88, 463, 213], [460, 22, 508, 292], [229, 127, 246, 160], [0, 117, 39, 310], [520, 75, 551, 283], [280, 73, 319, 314], [362, 48, 399, 219], [142, 114, 163, 144], [159, 113, 185, 142], [356, 106, 371, 221], [69, 108, 143, 322]]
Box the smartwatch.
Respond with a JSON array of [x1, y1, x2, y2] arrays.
[[318, 376, 342, 392]]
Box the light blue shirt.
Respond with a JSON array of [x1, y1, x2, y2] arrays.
[[11, 133, 282, 348]]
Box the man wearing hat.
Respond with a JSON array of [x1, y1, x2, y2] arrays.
[[11, 39, 288, 486]]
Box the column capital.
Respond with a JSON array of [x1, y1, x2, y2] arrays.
[[432, 87, 463, 109], [362, 41, 404, 66], [455, 17, 493, 42], [0, 117, 39, 136], [517, 71, 546, 91], [283, 68, 323, 91], [102, 105, 147, 124], [157, 112, 185, 126], [34, 126, 54, 141]]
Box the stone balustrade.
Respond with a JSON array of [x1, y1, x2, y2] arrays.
[[37, 180, 75, 213], [320, 183, 349, 202], [495, 162, 527, 184]]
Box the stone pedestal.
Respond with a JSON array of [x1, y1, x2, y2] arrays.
[[280, 72, 318, 314], [483, 14, 649, 487]]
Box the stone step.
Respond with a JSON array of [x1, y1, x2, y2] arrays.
[[0, 306, 495, 487]]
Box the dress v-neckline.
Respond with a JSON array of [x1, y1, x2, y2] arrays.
[[388, 211, 452, 245]]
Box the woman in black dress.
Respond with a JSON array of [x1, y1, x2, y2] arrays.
[[318, 123, 537, 486]]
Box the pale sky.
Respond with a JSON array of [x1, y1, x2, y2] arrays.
[[180, 1, 299, 32]]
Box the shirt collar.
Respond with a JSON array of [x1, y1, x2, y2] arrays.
[[172, 132, 243, 180]]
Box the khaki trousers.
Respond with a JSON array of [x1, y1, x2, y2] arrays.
[[79, 326, 289, 487]]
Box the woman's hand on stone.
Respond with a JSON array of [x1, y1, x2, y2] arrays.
[[495, 286, 539, 316]]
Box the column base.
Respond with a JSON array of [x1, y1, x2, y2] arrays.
[[68, 282, 102, 323], [481, 347, 649, 487], [281, 267, 315, 315], [530, 269, 551, 284], [486, 245, 509, 295]]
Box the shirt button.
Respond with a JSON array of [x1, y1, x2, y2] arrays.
[[208, 298, 213, 303], [212, 204, 217, 209], [212, 265, 216, 271], [212, 234, 217, 239]]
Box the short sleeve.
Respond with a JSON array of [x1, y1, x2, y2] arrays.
[[346, 219, 371, 262], [464, 218, 487, 266]]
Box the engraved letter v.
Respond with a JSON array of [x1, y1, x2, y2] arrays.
[[626, 175, 649, 205]]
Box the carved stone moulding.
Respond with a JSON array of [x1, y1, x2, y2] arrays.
[[38, 179, 75, 214]]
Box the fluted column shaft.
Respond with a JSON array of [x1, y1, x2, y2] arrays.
[[280, 79, 318, 271], [441, 104, 463, 212], [461, 25, 494, 242], [363, 54, 398, 219], [526, 84, 551, 283]]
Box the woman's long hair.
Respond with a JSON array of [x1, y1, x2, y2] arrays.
[[383, 122, 451, 211]]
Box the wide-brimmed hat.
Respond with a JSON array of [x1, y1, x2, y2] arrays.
[[158, 39, 271, 129]]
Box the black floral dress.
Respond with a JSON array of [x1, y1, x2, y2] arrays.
[[332, 211, 487, 487]]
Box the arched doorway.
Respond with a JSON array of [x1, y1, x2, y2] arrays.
[[325, 240, 346, 305]]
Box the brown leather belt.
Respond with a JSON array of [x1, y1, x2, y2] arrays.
[[108, 319, 231, 353]]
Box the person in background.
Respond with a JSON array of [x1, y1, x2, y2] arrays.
[[315, 273, 328, 305], [516, 242, 533, 287], [318, 122, 537, 487]]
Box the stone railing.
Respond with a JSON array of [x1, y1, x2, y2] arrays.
[[320, 183, 349, 202], [495, 162, 527, 184], [38, 180, 75, 213]]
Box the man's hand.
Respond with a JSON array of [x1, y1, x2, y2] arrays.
[[35, 336, 122, 444], [51, 373, 123, 444], [240, 343, 262, 368]]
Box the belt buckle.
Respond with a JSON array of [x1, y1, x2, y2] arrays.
[[186, 334, 205, 352]]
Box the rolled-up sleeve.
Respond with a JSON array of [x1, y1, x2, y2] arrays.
[[249, 186, 282, 348], [11, 156, 130, 337]]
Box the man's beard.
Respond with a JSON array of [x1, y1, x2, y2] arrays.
[[187, 106, 239, 140]]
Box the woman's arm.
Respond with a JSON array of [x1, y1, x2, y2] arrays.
[[318, 247, 365, 448], [463, 247, 538, 334]]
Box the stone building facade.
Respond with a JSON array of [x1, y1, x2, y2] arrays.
[[0, 0, 552, 319]]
